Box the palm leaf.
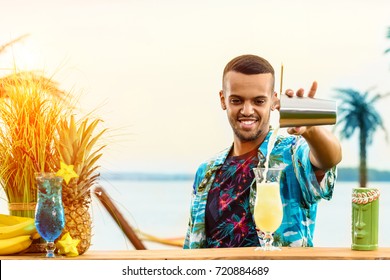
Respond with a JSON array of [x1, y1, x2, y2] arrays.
[[0, 34, 29, 54]]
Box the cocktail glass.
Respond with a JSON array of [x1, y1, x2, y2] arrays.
[[35, 172, 65, 258], [352, 187, 380, 250], [252, 167, 283, 251]]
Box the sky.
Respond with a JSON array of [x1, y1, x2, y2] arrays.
[[1, 0, 390, 174]]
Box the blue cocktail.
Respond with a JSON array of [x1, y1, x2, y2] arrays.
[[35, 173, 65, 258]]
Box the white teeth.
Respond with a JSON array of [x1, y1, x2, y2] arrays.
[[241, 121, 255, 125]]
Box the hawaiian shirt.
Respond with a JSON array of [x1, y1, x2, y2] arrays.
[[183, 130, 337, 249]]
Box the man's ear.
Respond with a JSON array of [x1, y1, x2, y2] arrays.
[[219, 90, 227, 110], [271, 91, 279, 111]]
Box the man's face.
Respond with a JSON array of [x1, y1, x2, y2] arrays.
[[220, 71, 275, 144]]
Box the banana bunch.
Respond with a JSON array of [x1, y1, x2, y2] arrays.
[[0, 214, 39, 255]]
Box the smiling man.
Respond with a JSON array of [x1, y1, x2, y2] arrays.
[[183, 54, 342, 249]]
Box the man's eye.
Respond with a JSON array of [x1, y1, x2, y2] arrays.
[[230, 99, 241, 104], [255, 99, 266, 105]]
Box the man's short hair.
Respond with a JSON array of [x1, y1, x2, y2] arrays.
[[222, 54, 275, 90]]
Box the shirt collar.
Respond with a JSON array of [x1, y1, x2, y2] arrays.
[[210, 129, 274, 169]]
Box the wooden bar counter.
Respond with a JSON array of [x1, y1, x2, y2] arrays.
[[2, 247, 390, 260]]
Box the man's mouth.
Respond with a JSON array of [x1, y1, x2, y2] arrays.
[[238, 118, 258, 130]]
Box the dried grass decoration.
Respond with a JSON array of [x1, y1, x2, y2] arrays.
[[0, 70, 107, 254]]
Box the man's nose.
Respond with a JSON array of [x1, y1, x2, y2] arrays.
[[240, 102, 254, 116]]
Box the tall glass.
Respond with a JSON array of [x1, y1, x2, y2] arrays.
[[253, 167, 283, 251], [352, 187, 380, 250], [35, 173, 66, 258]]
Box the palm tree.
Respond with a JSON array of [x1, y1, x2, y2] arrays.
[[334, 88, 389, 187]]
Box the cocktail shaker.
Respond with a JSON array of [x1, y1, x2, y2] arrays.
[[279, 95, 337, 128]]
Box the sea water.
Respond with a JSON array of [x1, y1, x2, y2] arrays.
[[87, 180, 390, 250]]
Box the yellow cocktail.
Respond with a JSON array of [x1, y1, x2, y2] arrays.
[[253, 167, 283, 251], [254, 182, 283, 233]]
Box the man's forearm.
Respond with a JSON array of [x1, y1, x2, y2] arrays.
[[302, 126, 342, 170]]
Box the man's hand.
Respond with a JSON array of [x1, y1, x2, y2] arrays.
[[284, 81, 318, 136], [280, 81, 341, 171]]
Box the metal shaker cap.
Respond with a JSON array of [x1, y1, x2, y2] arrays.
[[279, 95, 337, 128]]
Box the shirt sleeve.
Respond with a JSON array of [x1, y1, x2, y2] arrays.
[[183, 162, 208, 249], [292, 137, 337, 206]]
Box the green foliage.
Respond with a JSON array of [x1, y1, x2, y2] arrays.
[[334, 88, 389, 144], [334, 88, 389, 187]]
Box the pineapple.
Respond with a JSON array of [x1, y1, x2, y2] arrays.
[[56, 115, 106, 255]]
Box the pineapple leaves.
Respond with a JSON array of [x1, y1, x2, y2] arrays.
[[55, 114, 107, 194]]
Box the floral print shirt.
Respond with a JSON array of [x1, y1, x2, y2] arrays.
[[205, 148, 260, 247], [183, 130, 337, 249]]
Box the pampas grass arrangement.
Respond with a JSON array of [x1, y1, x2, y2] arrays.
[[0, 71, 70, 217]]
